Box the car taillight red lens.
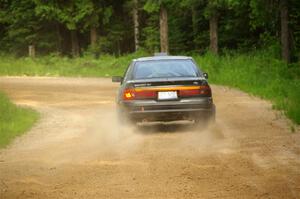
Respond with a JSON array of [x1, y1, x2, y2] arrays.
[[179, 86, 211, 97], [135, 90, 157, 99], [123, 89, 157, 100]]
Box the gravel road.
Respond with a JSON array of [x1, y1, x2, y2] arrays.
[[0, 77, 299, 199]]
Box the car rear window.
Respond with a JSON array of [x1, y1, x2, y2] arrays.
[[134, 60, 198, 79]]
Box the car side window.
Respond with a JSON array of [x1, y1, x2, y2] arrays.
[[191, 59, 203, 77], [122, 62, 134, 83]]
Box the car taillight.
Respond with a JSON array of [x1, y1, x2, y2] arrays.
[[123, 89, 157, 100], [179, 85, 211, 97], [123, 85, 211, 100], [123, 89, 135, 100]]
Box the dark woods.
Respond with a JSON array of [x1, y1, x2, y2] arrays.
[[0, 0, 299, 63]]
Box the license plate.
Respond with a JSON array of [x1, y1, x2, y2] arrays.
[[158, 91, 178, 100]]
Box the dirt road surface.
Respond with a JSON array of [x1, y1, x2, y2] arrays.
[[0, 77, 299, 199]]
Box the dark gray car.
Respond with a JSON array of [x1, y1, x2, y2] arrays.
[[112, 55, 215, 125]]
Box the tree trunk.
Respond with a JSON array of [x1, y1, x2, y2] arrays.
[[57, 24, 70, 55], [28, 45, 35, 57], [280, 0, 290, 63], [133, 0, 139, 51], [209, 14, 218, 54], [90, 27, 97, 46], [56, 23, 62, 54], [71, 30, 80, 57], [192, 6, 198, 50], [160, 5, 169, 53]]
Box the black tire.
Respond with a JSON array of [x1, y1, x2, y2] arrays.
[[194, 105, 216, 127], [210, 104, 216, 123]]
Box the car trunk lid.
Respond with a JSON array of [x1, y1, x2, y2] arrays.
[[123, 77, 211, 100]]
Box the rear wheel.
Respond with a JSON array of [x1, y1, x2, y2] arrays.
[[194, 106, 216, 127], [210, 105, 216, 123]]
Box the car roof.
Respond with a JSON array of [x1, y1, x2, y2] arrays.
[[134, 56, 192, 62]]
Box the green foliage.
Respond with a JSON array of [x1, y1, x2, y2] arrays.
[[204, 0, 227, 18], [290, 0, 300, 61], [0, 0, 41, 54], [0, 50, 149, 77], [143, 0, 174, 12], [143, 0, 160, 12], [194, 50, 300, 124], [35, 0, 95, 30], [141, 14, 160, 53], [87, 36, 112, 56], [0, 0, 299, 58], [249, 0, 279, 30], [0, 92, 39, 148]]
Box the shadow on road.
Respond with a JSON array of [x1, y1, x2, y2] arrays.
[[135, 122, 203, 134]]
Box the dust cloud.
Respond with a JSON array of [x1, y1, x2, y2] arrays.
[[84, 107, 230, 160], [47, 100, 227, 166], [84, 108, 145, 157]]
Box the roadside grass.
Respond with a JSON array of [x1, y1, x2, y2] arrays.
[[194, 52, 300, 125], [0, 92, 39, 148], [0, 50, 299, 124], [0, 51, 148, 77]]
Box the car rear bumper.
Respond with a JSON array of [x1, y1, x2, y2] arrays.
[[119, 97, 215, 122]]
